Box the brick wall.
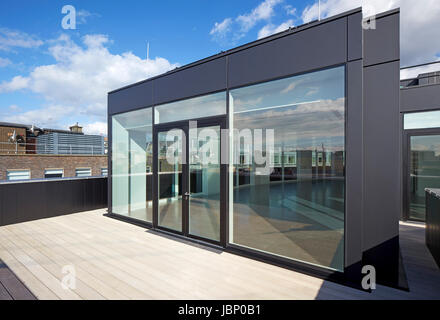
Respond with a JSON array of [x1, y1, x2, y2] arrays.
[[0, 154, 108, 180]]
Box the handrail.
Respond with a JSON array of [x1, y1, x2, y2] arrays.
[[0, 141, 107, 155], [0, 175, 107, 185]]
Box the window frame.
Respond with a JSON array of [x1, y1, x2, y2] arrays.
[[75, 167, 92, 177], [6, 169, 31, 181]]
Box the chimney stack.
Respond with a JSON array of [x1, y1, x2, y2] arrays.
[[70, 122, 83, 134]]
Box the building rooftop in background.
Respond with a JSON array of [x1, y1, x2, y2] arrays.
[[400, 61, 440, 88], [0, 122, 106, 156], [0, 121, 108, 181], [0, 122, 40, 130], [401, 70, 440, 88]]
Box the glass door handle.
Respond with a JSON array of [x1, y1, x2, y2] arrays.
[[184, 192, 191, 197]]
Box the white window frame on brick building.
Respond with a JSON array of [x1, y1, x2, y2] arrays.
[[44, 168, 64, 179], [7, 169, 31, 181], [75, 167, 92, 177]]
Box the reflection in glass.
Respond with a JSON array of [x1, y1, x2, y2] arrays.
[[229, 66, 345, 271], [410, 135, 440, 221], [158, 129, 184, 231], [155, 92, 226, 124], [189, 125, 221, 241], [112, 108, 153, 222], [405, 111, 440, 130]]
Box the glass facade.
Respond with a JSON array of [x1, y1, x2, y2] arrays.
[[111, 67, 346, 272], [189, 125, 221, 241], [157, 129, 184, 231], [409, 135, 440, 221], [154, 92, 226, 124], [112, 108, 153, 222], [229, 66, 346, 271], [405, 110, 440, 130]]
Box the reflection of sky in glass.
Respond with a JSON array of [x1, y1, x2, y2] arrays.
[[113, 107, 152, 130], [155, 91, 226, 124], [230, 66, 345, 152], [231, 66, 345, 113], [404, 111, 440, 130], [411, 135, 440, 157]]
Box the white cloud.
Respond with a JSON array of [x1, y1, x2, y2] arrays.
[[237, 0, 283, 32], [0, 75, 29, 92], [209, 18, 233, 44], [0, 57, 11, 67], [210, 0, 284, 44], [8, 104, 21, 112], [0, 28, 44, 51], [83, 121, 107, 135], [280, 79, 304, 94], [210, 18, 233, 37], [4, 105, 75, 128], [77, 9, 100, 25], [301, 0, 440, 66], [284, 5, 297, 16], [1, 34, 178, 132], [258, 19, 294, 39]]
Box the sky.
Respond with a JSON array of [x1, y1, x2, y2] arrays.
[[0, 0, 439, 136]]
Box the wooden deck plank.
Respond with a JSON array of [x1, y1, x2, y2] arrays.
[[1, 226, 105, 300], [0, 265, 35, 300], [0, 209, 439, 300], [20, 220, 157, 300], [0, 282, 12, 300], [8, 222, 130, 300], [0, 249, 59, 300], [68, 213, 333, 299], [0, 231, 81, 300]]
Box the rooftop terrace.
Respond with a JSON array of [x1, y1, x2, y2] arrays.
[[0, 209, 439, 300]]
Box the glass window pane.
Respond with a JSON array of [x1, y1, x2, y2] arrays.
[[158, 129, 184, 231], [229, 66, 345, 271], [7, 170, 30, 181], [112, 108, 153, 222], [189, 125, 221, 241], [45, 169, 63, 179], [409, 135, 440, 221], [404, 110, 440, 130], [75, 168, 91, 177], [155, 92, 226, 124]]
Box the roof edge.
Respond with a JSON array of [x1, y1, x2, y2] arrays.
[[108, 7, 363, 95]]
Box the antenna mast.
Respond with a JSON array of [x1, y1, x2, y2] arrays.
[[318, 0, 321, 21]]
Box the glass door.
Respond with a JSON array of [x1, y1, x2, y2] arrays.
[[408, 134, 440, 221], [156, 126, 187, 233], [404, 130, 440, 221], [188, 124, 221, 242], [154, 117, 226, 244]]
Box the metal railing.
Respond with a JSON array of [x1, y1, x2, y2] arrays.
[[0, 141, 107, 155]]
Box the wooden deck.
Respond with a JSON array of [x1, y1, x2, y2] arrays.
[[0, 259, 36, 300], [0, 209, 439, 300]]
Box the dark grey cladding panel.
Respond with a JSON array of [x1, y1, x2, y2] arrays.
[[363, 12, 399, 67], [227, 18, 347, 88], [363, 60, 400, 251], [347, 12, 362, 61], [345, 60, 363, 267], [108, 81, 153, 115], [400, 84, 440, 112], [153, 57, 227, 105]]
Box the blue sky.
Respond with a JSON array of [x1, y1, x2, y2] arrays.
[[0, 0, 439, 135]]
